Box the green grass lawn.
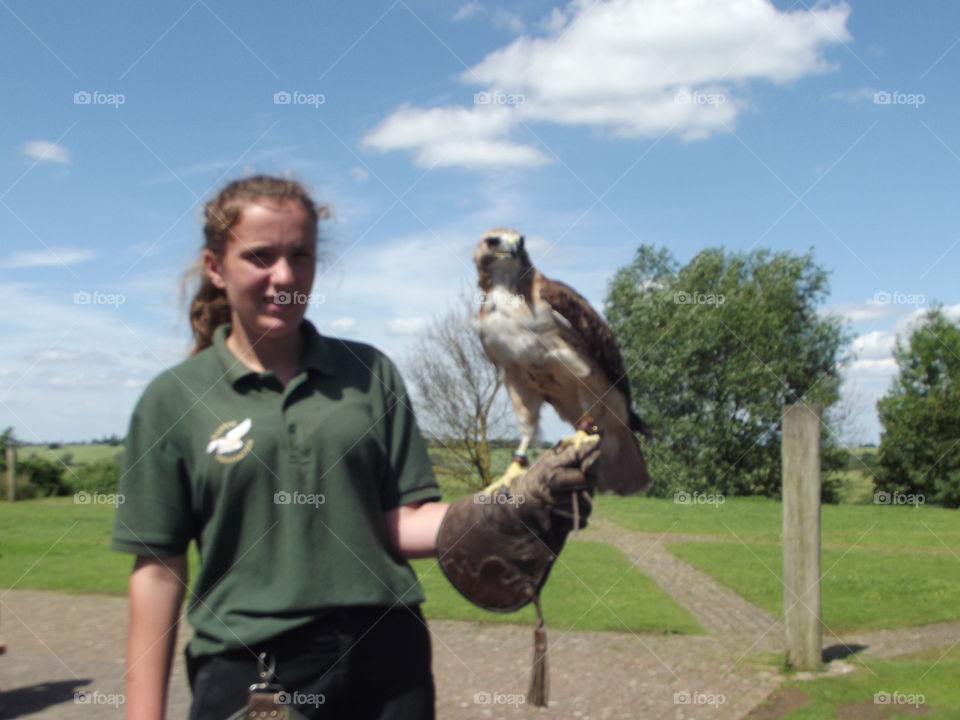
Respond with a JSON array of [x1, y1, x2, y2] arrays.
[[0, 498, 700, 634], [1, 497, 138, 594], [3, 495, 958, 636], [412, 540, 702, 634], [768, 644, 960, 719], [667, 540, 960, 633], [598, 495, 960, 551]]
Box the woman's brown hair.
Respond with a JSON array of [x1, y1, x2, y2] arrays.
[[186, 175, 328, 354]]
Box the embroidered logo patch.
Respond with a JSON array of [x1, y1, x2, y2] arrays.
[[206, 418, 254, 463]]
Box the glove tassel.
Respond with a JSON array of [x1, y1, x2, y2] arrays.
[[529, 595, 549, 707]]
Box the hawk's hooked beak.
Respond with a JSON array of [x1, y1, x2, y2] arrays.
[[484, 233, 524, 259]]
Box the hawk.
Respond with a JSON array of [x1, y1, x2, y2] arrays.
[[475, 227, 652, 495]]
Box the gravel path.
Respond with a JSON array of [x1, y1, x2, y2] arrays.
[[2, 519, 957, 720]]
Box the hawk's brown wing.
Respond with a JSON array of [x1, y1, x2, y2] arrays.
[[538, 276, 650, 436]]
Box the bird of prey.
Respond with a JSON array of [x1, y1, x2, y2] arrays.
[[474, 228, 651, 495]]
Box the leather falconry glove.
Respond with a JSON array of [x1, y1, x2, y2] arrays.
[[436, 432, 601, 707], [436, 432, 600, 612]]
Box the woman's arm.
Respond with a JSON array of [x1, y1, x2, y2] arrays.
[[384, 501, 450, 559], [124, 554, 188, 720]]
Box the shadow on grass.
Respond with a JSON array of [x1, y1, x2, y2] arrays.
[[823, 642, 869, 662]]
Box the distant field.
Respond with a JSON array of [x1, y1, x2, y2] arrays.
[[18, 443, 123, 466]]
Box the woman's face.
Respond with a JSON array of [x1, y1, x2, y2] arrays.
[[204, 197, 317, 344]]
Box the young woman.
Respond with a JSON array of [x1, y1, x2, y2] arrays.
[[112, 175, 597, 719]]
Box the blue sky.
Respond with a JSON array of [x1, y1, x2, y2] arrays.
[[2, 0, 958, 445]]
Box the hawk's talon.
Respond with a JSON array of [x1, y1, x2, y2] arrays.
[[483, 459, 528, 494]]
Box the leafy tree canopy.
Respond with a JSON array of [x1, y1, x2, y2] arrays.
[[605, 245, 849, 498], [878, 307, 960, 507]]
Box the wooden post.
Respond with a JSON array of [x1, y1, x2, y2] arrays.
[[5, 444, 15, 502], [782, 403, 822, 670]]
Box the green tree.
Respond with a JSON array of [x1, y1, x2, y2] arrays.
[[877, 308, 960, 507], [605, 246, 849, 498]]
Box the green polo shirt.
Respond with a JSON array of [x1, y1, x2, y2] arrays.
[[112, 321, 440, 658]]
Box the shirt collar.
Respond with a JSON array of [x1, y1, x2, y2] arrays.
[[213, 320, 336, 387]]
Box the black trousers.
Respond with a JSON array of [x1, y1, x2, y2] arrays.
[[186, 606, 435, 720]]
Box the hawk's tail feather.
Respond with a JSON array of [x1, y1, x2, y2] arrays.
[[629, 409, 654, 439], [596, 420, 652, 495]]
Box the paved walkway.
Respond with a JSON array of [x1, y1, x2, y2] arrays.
[[2, 519, 958, 719]]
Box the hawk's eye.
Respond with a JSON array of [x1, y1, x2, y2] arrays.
[[485, 236, 500, 248]]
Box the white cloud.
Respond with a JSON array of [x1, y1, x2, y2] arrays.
[[851, 330, 895, 360], [366, 0, 851, 169], [386, 317, 427, 335], [349, 167, 369, 183], [363, 104, 549, 169], [330, 317, 356, 332], [21, 140, 70, 164], [492, 8, 524, 34], [1, 248, 94, 268], [453, 1, 484, 22]]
